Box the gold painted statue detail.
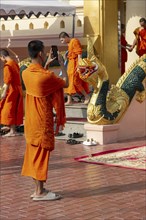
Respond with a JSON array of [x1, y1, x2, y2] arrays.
[[77, 36, 146, 125]]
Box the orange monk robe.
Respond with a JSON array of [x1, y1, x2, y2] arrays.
[[0, 60, 23, 126], [21, 63, 66, 181], [134, 27, 146, 57], [64, 38, 89, 95]]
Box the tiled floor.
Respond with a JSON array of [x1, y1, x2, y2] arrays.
[[0, 135, 146, 220]]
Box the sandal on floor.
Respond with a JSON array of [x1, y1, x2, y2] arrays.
[[0, 127, 10, 135], [55, 132, 65, 137], [0, 130, 8, 135], [66, 139, 82, 145], [83, 139, 97, 146], [30, 188, 49, 198], [33, 192, 62, 201], [68, 132, 83, 138], [1, 126, 10, 132], [2, 133, 16, 137]]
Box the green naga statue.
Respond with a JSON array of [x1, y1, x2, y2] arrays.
[[78, 36, 146, 125]]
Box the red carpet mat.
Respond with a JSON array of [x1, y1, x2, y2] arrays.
[[75, 145, 146, 171]]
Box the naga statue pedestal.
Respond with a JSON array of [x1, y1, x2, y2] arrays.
[[84, 98, 146, 145], [84, 123, 119, 145]]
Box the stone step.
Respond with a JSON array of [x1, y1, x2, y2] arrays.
[[56, 103, 88, 140], [55, 117, 87, 140], [65, 103, 87, 118]]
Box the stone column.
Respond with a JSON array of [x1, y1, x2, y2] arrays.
[[125, 0, 146, 69], [84, 0, 120, 85]]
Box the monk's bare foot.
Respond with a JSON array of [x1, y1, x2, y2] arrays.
[[65, 102, 73, 106], [1, 126, 10, 132], [34, 189, 49, 198], [84, 98, 90, 105], [30, 188, 49, 198], [2, 132, 16, 137]]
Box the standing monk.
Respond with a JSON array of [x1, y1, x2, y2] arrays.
[[129, 17, 146, 57], [21, 40, 68, 201], [120, 24, 131, 75], [59, 32, 90, 105], [0, 49, 23, 136]]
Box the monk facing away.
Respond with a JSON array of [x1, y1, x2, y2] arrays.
[[0, 49, 23, 137], [21, 40, 68, 201], [59, 32, 90, 105]]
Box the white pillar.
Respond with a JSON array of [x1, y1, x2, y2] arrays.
[[125, 0, 146, 69]]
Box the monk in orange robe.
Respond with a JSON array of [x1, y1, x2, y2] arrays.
[[120, 24, 132, 75], [21, 40, 68, 201], [0, 49, 23, 136], [129, 17, 146, 57], [59, 32, 90, 105]]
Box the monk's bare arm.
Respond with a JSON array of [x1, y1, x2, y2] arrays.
[[78, 54, 82, 60], [129, 38, 137, 51], [1, 83, 9, 99], [129, 28, 139, 52], [44, 52, 56, 69]]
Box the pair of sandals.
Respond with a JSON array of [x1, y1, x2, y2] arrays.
[[68, 132, 83, 138], [66, 139, 82, 145], [83, 138, 97, 146], [30, 188, 62, 201], [0, 126, 10, 135], [32, 192, 62, 201]]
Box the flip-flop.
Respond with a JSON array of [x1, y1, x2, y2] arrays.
[[68, 133, 83, 138], [73, 132, 83, 138], [55, 132, 65, 137], [33, 192, 62, 201], [83, 139, 97, 146], [1, 126, 10, 132], [2, 133, 16, 137], [2, 133, 23, 137], [30, 188, 50, 198], [0, 130, 9, 135], [66, 139, 82, 145]]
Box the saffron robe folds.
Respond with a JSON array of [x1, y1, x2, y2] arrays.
[[22, 63, 66, 151], [21, 143, 50, 181], [0, 60, 23, 126], [134, 27, 146, 57], [21, 63, 66, 181], [64, 38, 89, 95]]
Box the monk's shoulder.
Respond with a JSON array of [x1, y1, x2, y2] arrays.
[[71, 38, 80, 44], [133, 27, 140, 35], [4, 60, 19, 71]]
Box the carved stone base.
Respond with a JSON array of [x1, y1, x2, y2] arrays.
[[84, 98, 146, 145], [84, 123, 119, 145]]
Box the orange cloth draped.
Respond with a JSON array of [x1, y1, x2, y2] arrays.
[[21, 63, 66, 180], [134, 27, 146, 57], [64, 38, 89, 95], [0, 60, 23, 126], [21, 143, 50, 181], [121, 34, 128, 75], [22, 63, 66, 151]]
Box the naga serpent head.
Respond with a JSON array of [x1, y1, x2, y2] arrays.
[[77, 57, 108, 91], [77, 58, 98, 90]]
